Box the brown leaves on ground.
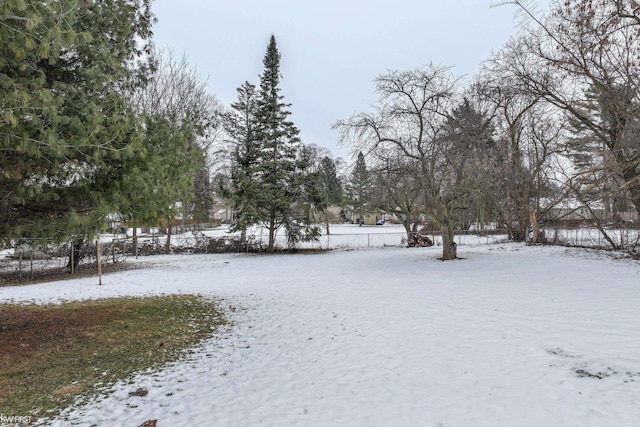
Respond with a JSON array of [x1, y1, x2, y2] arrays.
[[0, 295, 227, 420], [0, 303, 115, 361], [128, 387, 149, 397]]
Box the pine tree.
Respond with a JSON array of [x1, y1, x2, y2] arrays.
[[225, 82, 261, 241], [226, 35, 308, 252], [440, 98, 496, 250], [254, 35, 304, 251], [191, 163, 215, 225], [348, 152, 372, 225], [313, 156, 344, 234], [319, 156, 344, 206], [0, 0, 154, 242], [102, 46, 216, 254]]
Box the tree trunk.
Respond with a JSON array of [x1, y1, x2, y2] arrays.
[[324, 211, 331, 235], [133, 223, 139, 258], [529, 209, 539, 245], [401, 217, 413, 243], [441, 208, 457, 261], [508, 205, 529, 241], [164, 216, 173, 254], [267, 213, 276, 253], [66, 238, 83, 273]]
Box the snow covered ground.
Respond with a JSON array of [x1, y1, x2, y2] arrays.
[[2, 243, 640, 426]]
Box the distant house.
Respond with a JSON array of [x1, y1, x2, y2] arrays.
[[213, 208, 232, 223], [345, 211, 384, 226], [546, 203, 599, 223], [545, 198, 637, 225]]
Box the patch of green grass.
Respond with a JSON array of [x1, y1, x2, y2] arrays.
[[0, 294, 228, 421]]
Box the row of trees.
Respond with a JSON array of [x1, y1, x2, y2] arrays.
[[329, 0, 640, 259], [1, 1, 219, 255], [4, 0, 639, 262], [0, 1, 365, 257]]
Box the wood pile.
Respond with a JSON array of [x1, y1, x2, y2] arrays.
[[408, 234, 434, 247]]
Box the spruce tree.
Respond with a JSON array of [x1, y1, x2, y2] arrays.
[[191, 163, 215, 225], [225, 82, 261, 241], [227, 35, 308, 252], [254, 35, 304, 251], [319, 157, 344, 206], [313, 156, 344, 234], [348, 152, 372, 225]]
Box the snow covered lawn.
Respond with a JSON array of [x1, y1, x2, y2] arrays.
[[2, 244, 640, 426]]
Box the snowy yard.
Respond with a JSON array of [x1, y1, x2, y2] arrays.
[[2, 243, 640, 426]]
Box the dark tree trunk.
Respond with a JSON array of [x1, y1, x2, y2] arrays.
[[267, 212, 277, 253], [441, 207, 457, 261], [164, 216, 173, 254], [66, 239, 84, 273]]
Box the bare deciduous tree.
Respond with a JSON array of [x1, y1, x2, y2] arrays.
[[478, 41, 568, 243], [334, 64, 469, 260], [498, 0, 640, 222], [372, 156, 426, 242], [133, 48, 220, 252]]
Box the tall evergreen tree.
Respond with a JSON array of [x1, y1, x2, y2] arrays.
[[348, 152, 372, 225], [314, 155, 344, 234], [254, 35, 304, 251], [318, 156, 344, 207], [440, 98, 496, 236], [191, 163, 215, 225], [225, 82, 260, 241], [227, 35, 310, 252]]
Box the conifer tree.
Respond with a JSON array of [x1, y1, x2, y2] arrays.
[[225, 82, 260, 241], [314, 155, 344, 234], [0, 0, 154, 241], [227, 35, 310, 252], [254, 35, 304, 251], [348, 152, 372, 225], [319, 156, 344, 207]]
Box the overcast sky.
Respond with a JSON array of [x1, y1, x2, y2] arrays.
[[151, 0, 550, 161]]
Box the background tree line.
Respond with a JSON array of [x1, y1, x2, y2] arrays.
[[2, 0, 639, 262], [334, 0, 640, 259]]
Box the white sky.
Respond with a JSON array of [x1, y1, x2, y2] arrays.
[[151, 0, 550, 160]]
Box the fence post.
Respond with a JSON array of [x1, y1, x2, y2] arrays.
[[97, 237, 102, 285], [30, 249, 33, 280], [19, 251, 22, 281], [70, 240, 74, 274]]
